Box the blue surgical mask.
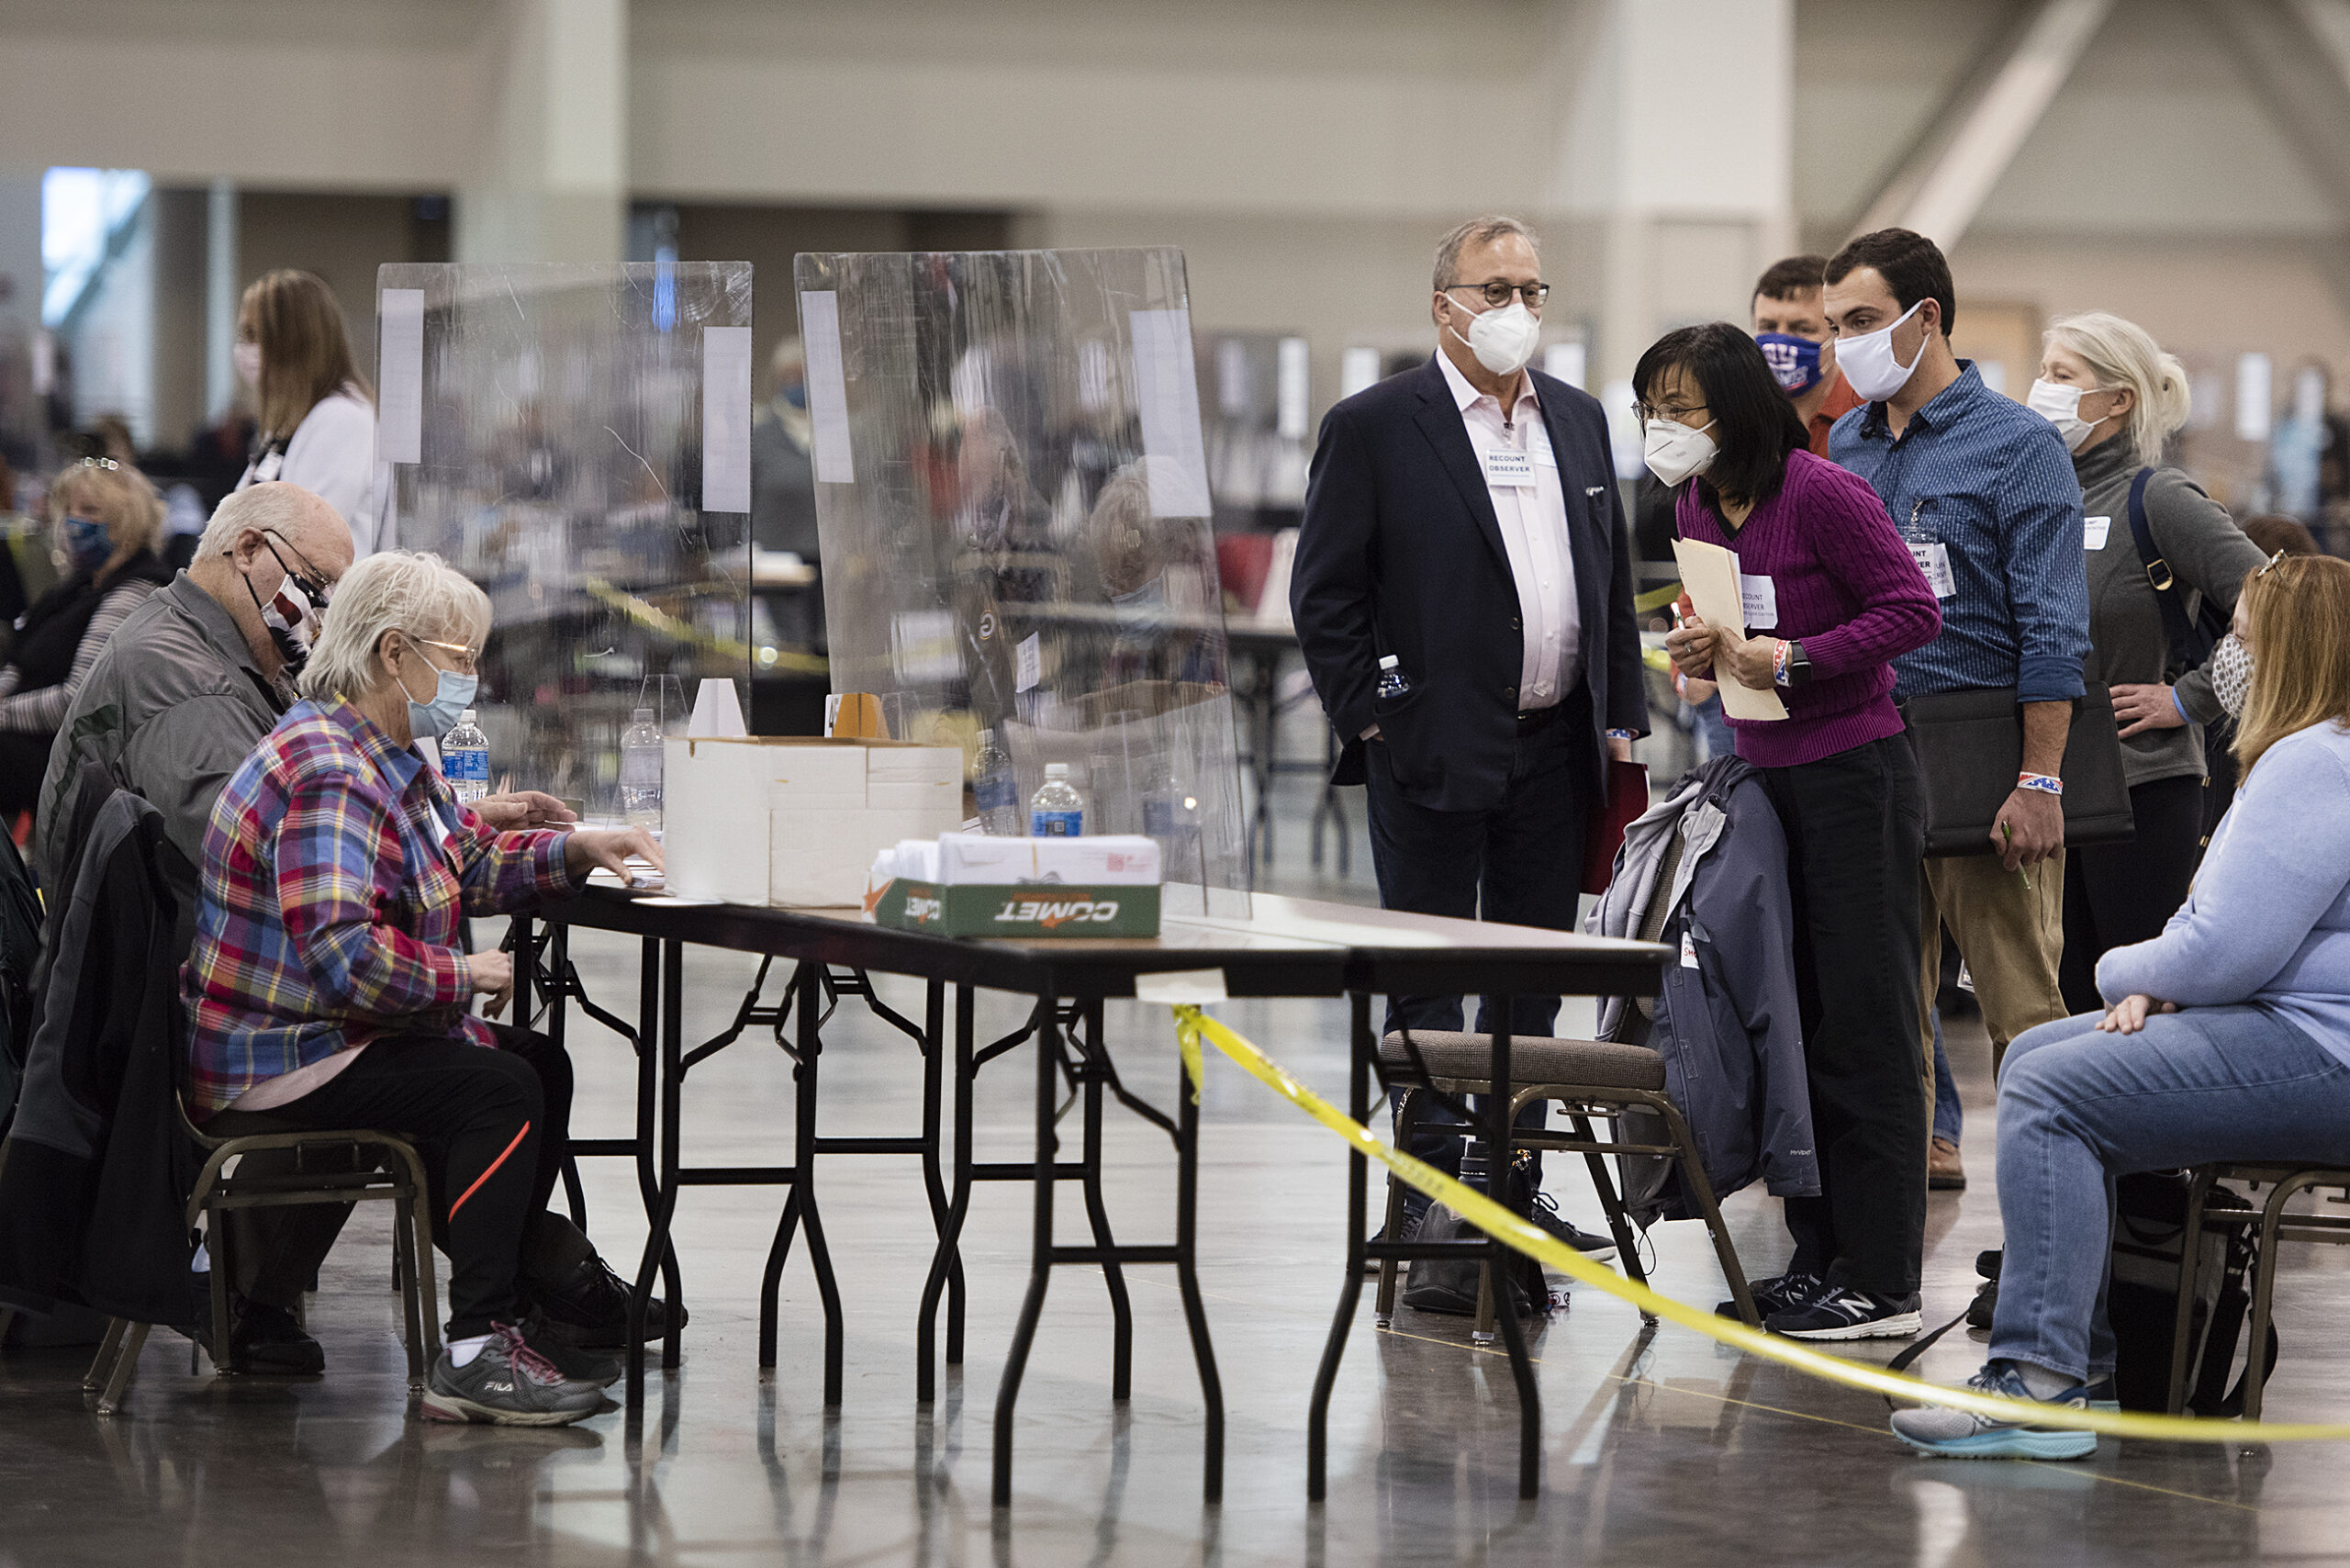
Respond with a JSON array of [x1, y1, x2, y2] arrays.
[[62, 515, 112, 575], [1755, 333, 1824, 396], [398, 636, 479, 742], [780, 382, 807, 410]]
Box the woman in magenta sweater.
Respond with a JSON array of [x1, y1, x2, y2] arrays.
[[1648, 322, 1944, 1341]]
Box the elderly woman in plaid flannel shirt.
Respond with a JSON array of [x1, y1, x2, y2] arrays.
[[185, 550, 666, 1427]]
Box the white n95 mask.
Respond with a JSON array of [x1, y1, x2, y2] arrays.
[[1836, 300, 1927, 402], [1449, 298, 1540, 378], [1643, 419, 1718, 487]]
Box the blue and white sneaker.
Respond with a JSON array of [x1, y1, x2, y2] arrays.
[[1890, 1361, 2099, 1461], [2085, 1373, 2120, 1414]]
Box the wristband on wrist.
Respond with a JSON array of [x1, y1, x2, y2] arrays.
[[1606, 729, 1637, 741], [2171, 687, 2188, 722], [2017, 771, 2065, 797], [1772, 639, 1792, 688], [1673, 668, 1690, 699]]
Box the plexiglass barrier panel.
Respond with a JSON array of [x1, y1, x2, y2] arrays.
[[377, 263, 753, 820], [796, 248, 1250, 919]]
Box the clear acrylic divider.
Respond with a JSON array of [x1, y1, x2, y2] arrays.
[[376, 263, 753, 823], [795, 248, 1250, 919]]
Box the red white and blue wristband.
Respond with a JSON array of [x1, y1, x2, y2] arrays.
[[2017, 771, 2064, 797]]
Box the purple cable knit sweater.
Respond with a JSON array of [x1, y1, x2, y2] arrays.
[[1675, 448, 1943, 770]]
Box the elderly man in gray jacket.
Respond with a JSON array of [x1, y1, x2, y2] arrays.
[[35, 481, 579, 1377]]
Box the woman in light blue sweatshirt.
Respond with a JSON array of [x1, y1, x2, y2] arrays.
[[1892, 554, 2350, 1460]]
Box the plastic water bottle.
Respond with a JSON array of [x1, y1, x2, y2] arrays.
[[972, 728, 1022, 835], [1376, 654, 1410, 700], [442, 709, 489, 804], [1029, 762, 1085, 838], [621, 708, 665, 831]]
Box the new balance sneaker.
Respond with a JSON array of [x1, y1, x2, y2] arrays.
[[420, 1323, 605, 1426], [528, 1252, 686, 1350], [1528, 1193, 1617, 1264], [1766, 1284, 1923, 1340], [1890, 1360, 2098, 1461], [1716, 1271, 1823, 1321]]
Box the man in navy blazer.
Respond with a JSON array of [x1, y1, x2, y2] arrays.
[[1292, 217, 1648, 1233]]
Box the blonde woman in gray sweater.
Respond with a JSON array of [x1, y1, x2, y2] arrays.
[[2028, 311, 2269, 1015]]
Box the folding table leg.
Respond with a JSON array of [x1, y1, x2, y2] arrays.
[[917, 984, 976, 1402], [992, 992, 1062, 1508], [1307, 991, 1374, 1502]]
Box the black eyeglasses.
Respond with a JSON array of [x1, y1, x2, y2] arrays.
[[1443, 281, 1550, 308], [1636, 401, 1711, 424], [262, 535, 333, 603]]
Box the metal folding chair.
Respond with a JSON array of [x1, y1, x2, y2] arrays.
[[84, 1098, 441, 1415], [2168, 1163, 2350, 1419], [1373, 1031, 1760, 1342]]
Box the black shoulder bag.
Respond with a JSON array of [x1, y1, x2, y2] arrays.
[[2123, 467, 2232, 678]]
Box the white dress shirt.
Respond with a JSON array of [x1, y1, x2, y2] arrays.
[[1437, 350, 1580, 711]]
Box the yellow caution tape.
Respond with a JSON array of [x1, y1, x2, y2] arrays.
[[1171, 1004, 2350, 1444], [1633, 581, 1684, 613]]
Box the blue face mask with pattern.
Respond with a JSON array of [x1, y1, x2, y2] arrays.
[[62, 515, 112, 575]]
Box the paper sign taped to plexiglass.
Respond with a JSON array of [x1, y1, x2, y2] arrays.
[[376, 288, 425, 465], [1129, 308, 1214, 518], [800, 290, 854, 484], [700, 326, 752, 513]]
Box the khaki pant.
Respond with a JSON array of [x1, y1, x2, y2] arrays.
[[1918, 849, 2070, 1081]]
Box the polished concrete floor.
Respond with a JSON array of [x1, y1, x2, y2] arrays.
[[6, 789, 2350, 1565]]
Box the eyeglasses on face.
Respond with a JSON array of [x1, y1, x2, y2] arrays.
[[1444, 281, 1551, 309], [407, 633, 481, 675], [1636, 401, 1711, 423]]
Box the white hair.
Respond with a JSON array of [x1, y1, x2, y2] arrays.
[[295, 550, 490, 704], [2045, 310, 2192, 468], [197, 481, 336, 558]]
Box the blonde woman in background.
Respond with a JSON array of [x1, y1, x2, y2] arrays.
[[0, 457, 173, 813], [2029, 311, 2271, 1018], [234, 269, 388, 555]]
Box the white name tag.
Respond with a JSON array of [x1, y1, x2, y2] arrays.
[[1479, 444, 1538, 489], [1908, 541, 1957, 599], [1740, 572, 1777, 630], [1681, 931, 1699, 969], [2084, 516, 2110, 551]]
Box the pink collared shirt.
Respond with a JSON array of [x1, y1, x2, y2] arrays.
[[1436, 349, 1580, 710]]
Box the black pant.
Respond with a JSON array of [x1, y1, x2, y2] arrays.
[[1366, 696, 1592, 1193], [1761, 735, 1929, 1297], [2059, 774, 2205, 1018], [212, 1025, 573, 1339]]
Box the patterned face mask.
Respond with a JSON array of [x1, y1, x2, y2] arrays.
[[2209, 633, 2253, 720]]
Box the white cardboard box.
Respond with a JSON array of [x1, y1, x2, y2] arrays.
[[666, 736, 965, 907]]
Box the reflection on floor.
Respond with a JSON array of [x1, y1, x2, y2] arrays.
[[2, 796, 2342, 1565]]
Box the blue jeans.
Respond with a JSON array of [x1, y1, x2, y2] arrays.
[[1931, 1010, 1962, 1145], [1688, 691, 1735, 762], [1989, 1006, 2350, 1382]]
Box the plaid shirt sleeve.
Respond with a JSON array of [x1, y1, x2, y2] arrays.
[[449, 805, 577, 916], [274, 760, 471, 1015]]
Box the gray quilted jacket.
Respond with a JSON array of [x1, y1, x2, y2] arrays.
[[1586, 755, 1817, 1224]]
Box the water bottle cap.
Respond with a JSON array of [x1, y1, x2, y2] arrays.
[[459, 709, 476, 722], [1379, 655, 1399, 669], [633, 708, 655, 722], [1045, 762, 1069, 778]]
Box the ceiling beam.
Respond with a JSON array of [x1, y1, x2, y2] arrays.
[[1849, 0, 2114, 250]]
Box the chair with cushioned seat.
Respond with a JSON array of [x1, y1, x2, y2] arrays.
[[1372, 1029, 1759, 1341]]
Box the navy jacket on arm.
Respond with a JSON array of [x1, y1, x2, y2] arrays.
[[1289, 355, 1648, 813]]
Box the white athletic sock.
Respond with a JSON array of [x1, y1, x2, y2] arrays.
[[2011, 1361, 2074, 1400], [447, 1333, 492, 1367]]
